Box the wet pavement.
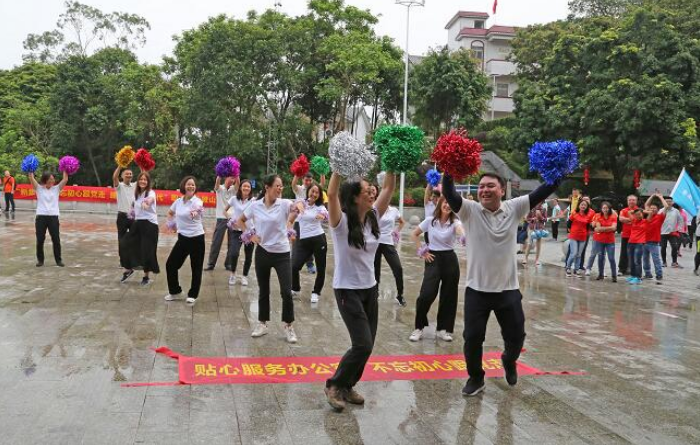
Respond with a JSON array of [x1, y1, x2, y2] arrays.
[[1, 211, 699, 445]]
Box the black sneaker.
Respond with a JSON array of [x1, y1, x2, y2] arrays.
[[612, 277, 617, 283], [461, 378, 485, 396], [502, 358, 518, 386], [644, 274, 653, 279], [56, 261, 65, 267], [140, 277, 151, 286], [35, 261, 44, 267], [596, 275, 604, 281], [120, 270, 134, 283], [395, 295, 407, 307], [205, 265, 215, 271]]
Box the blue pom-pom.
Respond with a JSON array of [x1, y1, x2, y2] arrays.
[[426, 168, 441, 187], [21, 154, 40, 173], [528, 140, 579, 185]]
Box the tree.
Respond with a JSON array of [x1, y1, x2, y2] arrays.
[[410, 47, 490, 138]]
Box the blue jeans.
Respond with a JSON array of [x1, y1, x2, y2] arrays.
[[588, 241, 616, 277], [643, 242, 663, 279], [566, 240, 587, 270], [627, 243, 644, 278]]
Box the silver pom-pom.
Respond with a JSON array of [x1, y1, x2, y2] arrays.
[[329, 131, 376, 180], [376, 171, 386, 187]]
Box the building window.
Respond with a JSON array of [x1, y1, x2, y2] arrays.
[[470, 41, 484, 64], [496, 83, 509, 97], [474, 20, 485, 29]]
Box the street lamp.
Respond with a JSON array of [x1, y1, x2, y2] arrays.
[[395, 0, 424, 217]]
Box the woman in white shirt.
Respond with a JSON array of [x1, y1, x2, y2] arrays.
[[371, 183, 406, 307], [28, 171, 69, 267], [120, 172, 159, 286], [237, 174, 301, 344], [164, 176, 206, 306], [291, 183, 328, 303], [323, 171, 395, 412], [225, 180, 254, 287], [409, 197, 464, 343]]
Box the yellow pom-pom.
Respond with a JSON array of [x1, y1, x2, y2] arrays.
[[115, 145, 135, 168]]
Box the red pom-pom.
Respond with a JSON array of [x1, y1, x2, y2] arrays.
[[134, 148, 156, 172], [290, 154, 310, 177], [430, 129, 482, 181]]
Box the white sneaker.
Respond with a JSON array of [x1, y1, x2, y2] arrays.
[[228, 275, 236, 286], [186, 297, 196, 306], [251, 322, 268, 338], [164, 293, 182, 301], [285, 325, 298, 343], [585, 269, 591, 276], [437, 330, 453, 342], [310, 293, 320, 303], [240, 276, 249, 286], [409, 329, 423, 342]]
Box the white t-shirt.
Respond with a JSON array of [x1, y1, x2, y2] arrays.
[[330, 212, 380, 289], [116, 182, 135, 213], [170, 196, 205, 237], [378, 206, 401, 245], [36, 186, 62, 216], [425, 201, 436, 219], [134, 190, 158, 225], [457, 196, 530, 292], [215, 185, 236, 219], [419, 217, 459, 251], [294, 184, 307, 201], [298, 204, 326, 239], [227, 196, 254, 230], [243, 198, 293, 253]]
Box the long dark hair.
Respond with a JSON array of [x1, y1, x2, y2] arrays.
[[237, 179, 253, 201], [431, 197, 457, 226], [575, 199, 589, 214], [600, 201, 612, 217], [306, 183, 324, 207], [135, 172, 152, 199], [257, 174, 279, 201], [340, 180, 379, 250]]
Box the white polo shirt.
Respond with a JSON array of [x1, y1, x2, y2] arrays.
[[298, 204, 326, 239], [378, 206, 400, 245], [243, 198, 293, 253], [215, 185, 236, 219], [116, 182, 135, 213], [134, 190, 158, 225], [36, 186, 62, 216], [419, 217, 458, 251], [457, 196, 530, 292], [227, 196, 254, 230], [330, 211, 380, 289], [170, 196, 205, 237]]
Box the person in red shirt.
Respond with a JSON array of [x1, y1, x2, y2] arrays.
[[627, 209, 647, 284], [642, 193, 670, 283], [587, 202, 618, 282], [618, 194, 639, 276], [566, 200, 594, 276]]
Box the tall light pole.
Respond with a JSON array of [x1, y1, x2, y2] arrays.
[[396, 0, 424, 217]]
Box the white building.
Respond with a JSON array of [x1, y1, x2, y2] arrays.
[[445, 11, 518, 121]]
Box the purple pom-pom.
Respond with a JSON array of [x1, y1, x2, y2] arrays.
[[459, 235, 466, 246], [318, 208, 329, 221], [426, 168, 441, 187], [215, 156, 241, 178], [528, 140, 579, 185], [166, 219, 177, 231], [417, 244, 430, 257], [58, 155, 80, 175], [286, 228, 297, 240], [227, 218, 238, 230], [391, 230, 400, 244], [190, 203, 204, 220], [241, 229, 256, 245], [127, 209, 135, 220]]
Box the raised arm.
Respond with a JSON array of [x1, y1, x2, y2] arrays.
[[528, 182, 559, 210], [291, 175, 300, 192], [375, 172, 396, 218], [656, 193, 670, 210], [441, 174, 462, 213], [112, 167, 121, 188], [320, 174, 326, 188], [57, 171, 69, 190], [327, 172, 342, 228], [424, 184, 432, 206], [28, 172, 39, 190], [214, 176, 221, 191]]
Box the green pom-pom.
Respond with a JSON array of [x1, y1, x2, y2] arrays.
[[373, 125, 425, 172], [310, 156, 330, 176]]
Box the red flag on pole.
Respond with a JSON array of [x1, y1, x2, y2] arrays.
[[493, 0, 498, 14]]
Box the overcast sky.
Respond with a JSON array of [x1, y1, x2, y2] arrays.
[[0, 0, 570, 70]]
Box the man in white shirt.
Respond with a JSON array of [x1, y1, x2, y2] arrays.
[[206, 176, 238, 271], [113, 167, 135, 276]]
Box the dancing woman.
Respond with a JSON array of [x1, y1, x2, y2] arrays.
[[566, 199, 594, 277], [225, 180, 255, 287], [409, 197, 463, 343], [28, 171, 68, 267], [372, 183, 406, 306], [323, 171, 395, 411], [164, 176, 206, 306], [291, 183, 328, 303]]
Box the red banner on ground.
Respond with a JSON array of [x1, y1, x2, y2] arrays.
[[122, 347, 582, 387], [14, 184, 217, 207]]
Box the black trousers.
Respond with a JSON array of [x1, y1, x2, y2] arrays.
[[661, 234, 680, 265], [292, 234, 327, 294], [166, 234, 206, 299], [415, 250, 460, 332], [207, 218, 231, 269], [120, 220, 160, 274], [618, 237, 630, 274], [463, 288, 525, 381], [374, 243, 404, 296], [293, 221, 315, 267], [551, 221, 559, 240], [35, 215, 61, 263], [116, 212, 132, 268], [327, 286, 379, 390], [255, 246, 294, 323], [226, 230, 254, 276], [4, 192, 15, 211]]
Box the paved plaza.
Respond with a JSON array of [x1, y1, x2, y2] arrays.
[[1, 211, 699, 445]]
